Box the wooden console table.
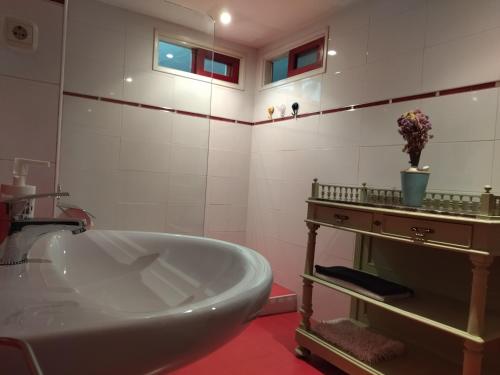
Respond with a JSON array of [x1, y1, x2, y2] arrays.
[[295, 180, 500, 375]]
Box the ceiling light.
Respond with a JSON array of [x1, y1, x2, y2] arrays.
[[166, 53, 174, 59], [328, 50, 337, 56], [219, 11, 232, 25], [124, 77, 133, 83]]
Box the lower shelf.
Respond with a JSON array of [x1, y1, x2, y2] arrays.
[[295, 327, 462, 375]]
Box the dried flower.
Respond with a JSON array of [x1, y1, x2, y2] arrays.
[[397, 109, 433, 154]]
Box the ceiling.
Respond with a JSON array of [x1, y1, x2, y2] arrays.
[[98, 0, 355, 48]]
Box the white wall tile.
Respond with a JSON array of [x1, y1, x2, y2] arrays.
[[358, 145, 408, 188], [421, 89, 497, 142], [365, 50, 423, 102], [115, 203, 166, 231], [320, 65, 367, 109], [205, 205, 247, 232], [359, 100, 420, 147], [367, 7, 426, 63], [277, 117, 320, 151], [168, 174, 207, 204], [0, 0, 63, 83], [122, 106, 172, 143], [174, 77, 211, 115], [426, 0, 500, 47], [490, 141, 500, 190], [209, 121, 252, 153], [317, 109, 362, 148], [422, 28, 500, 92], [206, 176, 249, 205], [165, 204, 205, 235], [211, 85, 253, 122], [62, 96, 122, 137], [0, 76, 59, 162], [119, 139, 171, 172], [326, 27, 368, 72], [118, 171, 169, 203], [172, 114, 209, 148], [169, 144, 208, 175], [368, 0, 425, 20], [207, 149, 250, 178], [422, 141, 494, 192]]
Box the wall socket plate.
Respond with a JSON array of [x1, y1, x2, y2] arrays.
[[3, 17, 38, 51]]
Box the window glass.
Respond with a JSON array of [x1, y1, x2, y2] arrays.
[[204, 58, 229, 76], [158, 41, 192, 73], [296, 49, 318, 69], [271, 56, 288, 83]]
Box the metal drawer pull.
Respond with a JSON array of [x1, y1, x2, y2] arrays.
[[410, 226, 434, 241], [334, 214, 349, 223]]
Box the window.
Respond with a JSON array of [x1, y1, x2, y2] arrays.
[[263, 35, 326, 87], [154, 34, 242, 87]]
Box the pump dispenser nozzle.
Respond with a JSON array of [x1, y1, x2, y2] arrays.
[[12, 158, 51, 186]]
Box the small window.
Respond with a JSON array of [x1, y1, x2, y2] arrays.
[[271, 56, 288, 83], [263, 36, 325, 86], [155, 36, 241, 85]]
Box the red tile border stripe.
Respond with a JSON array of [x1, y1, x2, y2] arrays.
[[64, 79, 500, 127]]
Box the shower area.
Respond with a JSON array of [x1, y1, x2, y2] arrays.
[[58, 0, 252, 239]]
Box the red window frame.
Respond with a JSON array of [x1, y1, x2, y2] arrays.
[[194, 48, 240, 84], [287, 37, 325, 78]]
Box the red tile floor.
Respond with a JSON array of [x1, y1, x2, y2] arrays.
[[170, 312, 345, 375]]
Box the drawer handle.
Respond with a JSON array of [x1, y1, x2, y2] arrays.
[[334, 214, 349, 224], [410, 226, 434, 241]]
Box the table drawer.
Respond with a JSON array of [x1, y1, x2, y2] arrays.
[[311, 205, 373, 232], [379, 215, 472, 248]]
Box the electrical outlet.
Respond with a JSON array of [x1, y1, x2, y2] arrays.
[[3, 17, 37, 50]]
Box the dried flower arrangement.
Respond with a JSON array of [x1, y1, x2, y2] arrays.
[[397, 109, 433, 168]]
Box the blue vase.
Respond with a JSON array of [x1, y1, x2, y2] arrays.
[[400, 170, 430, 207]]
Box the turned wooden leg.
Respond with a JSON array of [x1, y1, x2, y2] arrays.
[[299, 223, 319, 331], [463, 340, 483, 375], [467, 254, 493, 336]]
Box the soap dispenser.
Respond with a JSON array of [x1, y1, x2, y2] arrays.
[[0, 158, 50, 218]]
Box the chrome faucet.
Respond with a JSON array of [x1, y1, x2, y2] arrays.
[[0, 192, 86, 265]]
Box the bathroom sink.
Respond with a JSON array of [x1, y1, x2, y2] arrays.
[[0, 230, 272, 374]]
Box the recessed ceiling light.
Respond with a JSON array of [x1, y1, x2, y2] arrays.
[[328, 50, 337, 56], [166, 53, 174, 59], [124, 77, 133, 83], [219, 11, 232, 25]]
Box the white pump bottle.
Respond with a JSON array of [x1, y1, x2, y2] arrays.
[[0, 158, 51, 218]]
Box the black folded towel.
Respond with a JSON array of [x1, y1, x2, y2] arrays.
[[315, 265, 414, 297]]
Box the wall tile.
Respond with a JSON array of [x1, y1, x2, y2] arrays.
[[320, 65, 368, 109], [359, 100, 420, 146], [317, 109, 362, 148], [0, 0, 63, 83], [211, 85, 253, 122], [367, 7, 426, 63], [174, 77, 211, 115], [368, 0, 425, 20], [119, 139, 171, 173], [209, 121, 252, 153], [122, 105, 172, 143], [0, 76, 59, 162], [365, 50, 423, 102], [358, 145, 408, 188], [205, 205, 248, 232], [115, 202, 166, 231], [326, 27, 368, 72], [426, 0, 500, 47], [165, 204, 205, 235], [490, 140, 500, 190], [118, 170, 169, 203], [421, 88, 497, 142], [422, 141, 494, 192], [207, 149, 250, 178], [277, 117, 320, 151], [206, 176, 249, 205], [172, 114, 209, 148], [169, 145, 208, 175], [63, 96, 122, 137], [422, 28, 500, 92], [168, 174, 207, 204]]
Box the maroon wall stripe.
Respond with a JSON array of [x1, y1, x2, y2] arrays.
[[352, 99, 390, 109], [438, 82, 497, 96], [391, 92, 436, 103], [64, 79, 499, 127]]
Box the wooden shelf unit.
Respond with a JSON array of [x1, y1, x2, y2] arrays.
[[295, 180, 500, 375]]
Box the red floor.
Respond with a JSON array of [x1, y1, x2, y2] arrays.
[[170, 312, 345, 375]]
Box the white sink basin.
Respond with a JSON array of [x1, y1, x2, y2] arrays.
[[0, 230, 272, 374]]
